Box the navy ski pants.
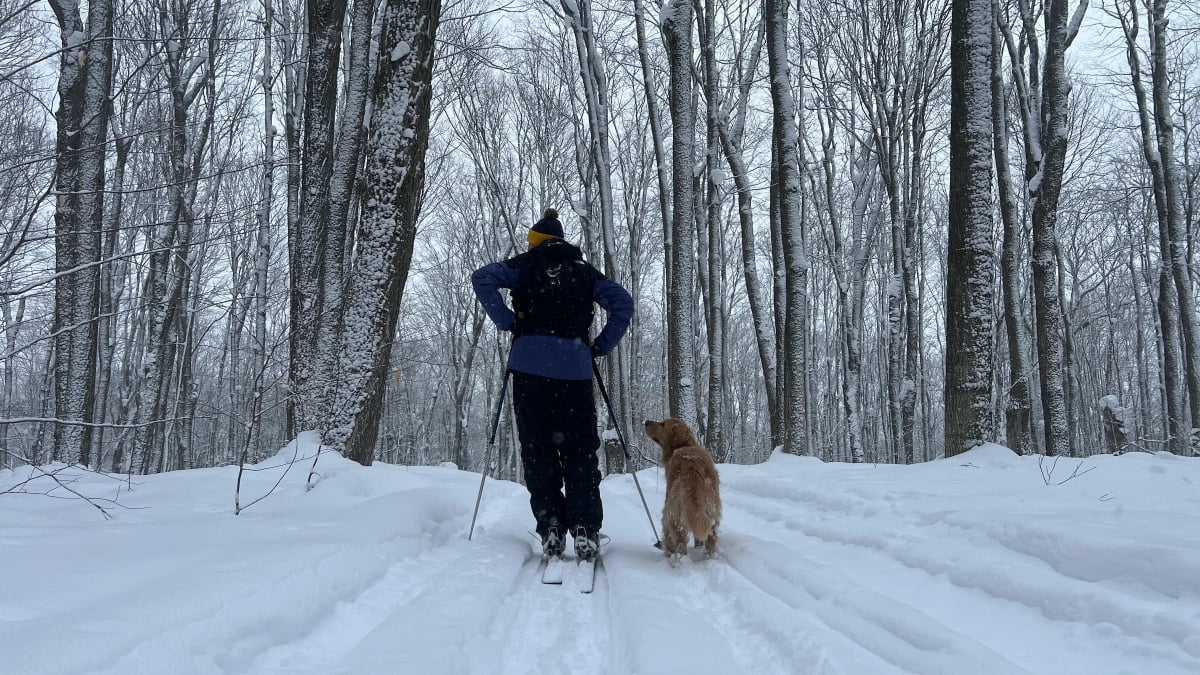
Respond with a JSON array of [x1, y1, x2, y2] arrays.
[[511, 371, 603, 537]]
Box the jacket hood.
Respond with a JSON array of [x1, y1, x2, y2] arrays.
[[535, 238, 584, 261]]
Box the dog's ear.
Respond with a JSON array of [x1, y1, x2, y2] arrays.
[[661, 419, 683, 449]]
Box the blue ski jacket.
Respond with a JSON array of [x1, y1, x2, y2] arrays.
[[471, 240, 634, 381]]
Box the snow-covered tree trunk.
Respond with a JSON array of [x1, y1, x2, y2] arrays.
[[1147, 0, 1200, 453], [560, 0, 617, 277], [1027, 0, 1075, 458], [764, 0, 808, 456], [632, 0, 672, 243], [899, 7, 944, 464], [834, 139, 875, 465], [48, 0, 114, 467], [695, 0, 727, 462], [1057, 248, 1081, 458], [316, 0, 378, 395], [770, 155, 786, 446], [249, 0, 278, 460], [92, 127, 133, 467], [134, 0, 223, 473], [661, 0, 698, 429], [944, 0, 996, 457], [1118, 0, 1187, 454], [279, 0, 305, 439], [451, 310, 484, 468], [289, 0, 351, 433], [1, 296, 25, 465], [711, 73, 780, 453], [322, 0, 441, 465], [991, 1, 1033, 455]]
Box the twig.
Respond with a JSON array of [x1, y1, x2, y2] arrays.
[[1038, 454, 1096, 485], [0, 450, 144, 519]]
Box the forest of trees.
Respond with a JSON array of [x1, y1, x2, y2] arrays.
[[2, 0, 1198, 478]]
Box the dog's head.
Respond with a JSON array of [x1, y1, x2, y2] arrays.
[[643, 418, 698, 464]]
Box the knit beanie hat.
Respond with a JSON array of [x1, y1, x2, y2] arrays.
[[528, 208, 564, 248]]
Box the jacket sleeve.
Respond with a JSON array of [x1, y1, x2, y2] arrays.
[[591, 276, 635, 355], [471, 262, 519, 331]]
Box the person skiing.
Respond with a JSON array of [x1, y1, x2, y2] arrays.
[[470, 208, 634, 561]]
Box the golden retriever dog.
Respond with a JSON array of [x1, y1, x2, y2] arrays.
[[643, 418, 722, 564]]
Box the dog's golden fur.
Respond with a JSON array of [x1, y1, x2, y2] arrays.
[[643, 418, 722, 563]]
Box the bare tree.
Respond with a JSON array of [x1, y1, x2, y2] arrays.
[[1116, 0, 1200, 455]]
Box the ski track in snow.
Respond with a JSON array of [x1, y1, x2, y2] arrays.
[[250, 520, 480, 673], [718, 471, 1200, 675], [3, 444, 1199, 675]]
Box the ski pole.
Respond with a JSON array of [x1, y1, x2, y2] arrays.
[[468, 368, 511, 540], [592, 359, 662, 549]]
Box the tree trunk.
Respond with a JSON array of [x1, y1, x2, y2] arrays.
[[944, 0, 996, 457], [711, 77, 780, 454], [661, 1, 698, 429], [765, 0, 809, 456], [991, 3, 1034, 455], [290, 0, 351, 433], [48, 0, 114, 467], [1028, 0, 1073, 458], [1148, 0, 1200, 453], [1118, 0, 1187, 454], [323, 0, 442, 464], [696, 0, 727, 462]]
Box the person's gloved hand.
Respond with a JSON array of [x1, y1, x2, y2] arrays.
[[499, 313, 518, 333], [589, 340, 609, 358]]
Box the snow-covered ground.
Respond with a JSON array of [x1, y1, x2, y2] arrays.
[[2, 434, 1198, 675]]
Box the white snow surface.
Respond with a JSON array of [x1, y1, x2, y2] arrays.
[[3, 436, 1199, 675]]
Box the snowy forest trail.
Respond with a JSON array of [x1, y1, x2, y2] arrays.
[[2, 438, 1199, 675], [245, 448, 1200, 675]]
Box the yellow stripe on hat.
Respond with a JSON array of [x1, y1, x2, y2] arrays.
[[528, 229, 559, 248]]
